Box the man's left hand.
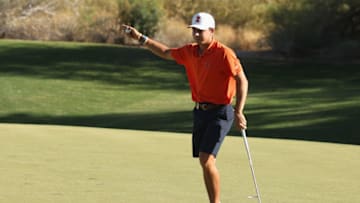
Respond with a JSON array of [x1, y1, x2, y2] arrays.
[[235, 111, 247, 130]]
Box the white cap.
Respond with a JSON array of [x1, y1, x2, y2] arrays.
[[188, 12, 215, 30]]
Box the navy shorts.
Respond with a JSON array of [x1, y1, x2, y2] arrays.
[[192, 104, 234, 158]]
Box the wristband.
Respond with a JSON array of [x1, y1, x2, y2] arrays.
[[139, 34, 148, 45]]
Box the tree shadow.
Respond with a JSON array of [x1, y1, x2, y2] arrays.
[[237, 102, 360, 145], [1, 42, 359, 145], [0, 42, 188, 90], [238, 58, 360, 144], [0, 104, 358, 145], [0, 111, 193, 134]]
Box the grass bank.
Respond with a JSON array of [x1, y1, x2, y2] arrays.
[[0, 39, 359, 144]]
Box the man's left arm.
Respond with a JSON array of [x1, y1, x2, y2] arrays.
[[234, 70, 248, 130]]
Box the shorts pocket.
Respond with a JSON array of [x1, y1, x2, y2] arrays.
[[217, 105, 234, 121]]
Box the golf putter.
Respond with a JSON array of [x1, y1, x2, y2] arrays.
[[241, 129, 262, 203]]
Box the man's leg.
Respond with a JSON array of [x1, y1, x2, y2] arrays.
[[199, 152, 221, 203]]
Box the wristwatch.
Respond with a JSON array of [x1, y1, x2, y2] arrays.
[[139, 34, 148, 45]]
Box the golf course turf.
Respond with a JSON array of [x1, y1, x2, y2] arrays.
[[0, 39, 359, 202], [0, 39, 359, 144], [0, 124, 359, 203]]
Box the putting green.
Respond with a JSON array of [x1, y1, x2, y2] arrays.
[[0, 124, 359, 203]]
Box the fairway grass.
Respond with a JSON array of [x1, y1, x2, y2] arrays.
[[0, 124, 359, 203], [1, 39, 359, 144]]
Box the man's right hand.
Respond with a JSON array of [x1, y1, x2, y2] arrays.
[[121, 24, 174, 61], [121, 24, 142, 41]]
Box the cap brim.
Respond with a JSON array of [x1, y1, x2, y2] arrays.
[[188, 25, 208, 30]]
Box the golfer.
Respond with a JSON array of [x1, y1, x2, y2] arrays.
[[122, 12, 248, 203]]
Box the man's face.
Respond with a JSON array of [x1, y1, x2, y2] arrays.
[[192, 28, 214, 45]]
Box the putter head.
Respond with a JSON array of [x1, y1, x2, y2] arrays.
[[248, 195, 259, 199]]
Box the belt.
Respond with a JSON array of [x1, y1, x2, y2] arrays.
[[195, 102, 223, 111]]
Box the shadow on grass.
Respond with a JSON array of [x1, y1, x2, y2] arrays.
[[0, 105, 358, 145], [0, 41, 188, 90], [0, 41, 359, 145]]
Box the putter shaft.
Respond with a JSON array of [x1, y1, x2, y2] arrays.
[[241, 129, 262, 203]]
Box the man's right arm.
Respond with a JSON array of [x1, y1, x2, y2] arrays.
[[121, 25, 174, 61], [143, 37, 174, 60]]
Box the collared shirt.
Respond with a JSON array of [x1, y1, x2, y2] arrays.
[[170, 40, 242, 104]]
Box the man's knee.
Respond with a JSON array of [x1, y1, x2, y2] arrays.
[[199, 152, 216, 169]]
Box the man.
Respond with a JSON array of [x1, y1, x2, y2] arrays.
[[122, 12, 248, 203]]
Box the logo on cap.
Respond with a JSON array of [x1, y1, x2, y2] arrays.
[[196, 15, 201, 23]]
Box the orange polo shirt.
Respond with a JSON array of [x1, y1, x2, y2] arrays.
[[171, 40, 242, 104]]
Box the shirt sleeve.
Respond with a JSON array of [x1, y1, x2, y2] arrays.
[[223, 49, 243, 76], [170, 45, 192, 66]]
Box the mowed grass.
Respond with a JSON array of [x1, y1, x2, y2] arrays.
[[1, 39, 360, 144], [1, 124, 359, 203], [0, 39, 359, 202], [0, 39, 359, 144], [0, 39, 194, 131]]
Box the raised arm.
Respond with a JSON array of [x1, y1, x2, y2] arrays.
[[121, 25, 174, 61]]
